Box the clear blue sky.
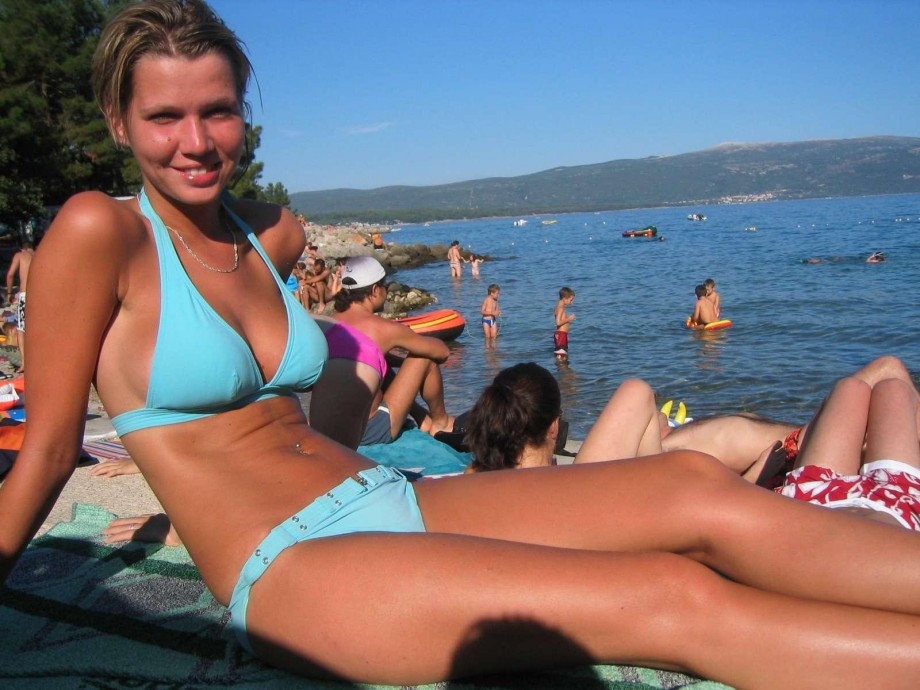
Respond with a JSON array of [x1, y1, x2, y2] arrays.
[[208, 0, 920, 193]]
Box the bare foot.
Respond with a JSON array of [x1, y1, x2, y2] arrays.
[[427, 415, 455, 437]]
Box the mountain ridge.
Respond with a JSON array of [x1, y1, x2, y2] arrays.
[[290, 136, 920, 223]]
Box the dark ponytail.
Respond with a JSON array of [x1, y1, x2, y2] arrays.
[[466, 363, 561, 471]]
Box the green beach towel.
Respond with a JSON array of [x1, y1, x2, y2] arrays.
[[0, 504, 733, 690]]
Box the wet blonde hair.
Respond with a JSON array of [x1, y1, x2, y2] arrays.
[[92, 0, 252, 139]]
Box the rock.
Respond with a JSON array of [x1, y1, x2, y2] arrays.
[[299, 221, 443, 314]]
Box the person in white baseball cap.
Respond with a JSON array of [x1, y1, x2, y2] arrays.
[[309, 255, 456, 449]]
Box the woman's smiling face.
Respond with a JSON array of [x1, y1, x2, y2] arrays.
[[113, 51, 245, 207]]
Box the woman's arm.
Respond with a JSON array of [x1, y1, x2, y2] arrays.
[[385, 321, 450, 363], [0, 193, 126, 581]]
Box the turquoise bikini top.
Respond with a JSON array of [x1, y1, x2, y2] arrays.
[[110, 189, 327, 437]]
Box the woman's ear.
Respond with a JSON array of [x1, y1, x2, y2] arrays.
[[547, 417, 560, 442], [108, 111, 130, 148]]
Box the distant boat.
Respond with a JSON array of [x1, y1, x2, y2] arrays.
[[513, 218, 528, 227], [622, 225, 658, 238], [687, 213, 707, 221], [541, 219, 558, 225]]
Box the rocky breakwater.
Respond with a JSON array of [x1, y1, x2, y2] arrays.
[[301, 221, 453, 315]]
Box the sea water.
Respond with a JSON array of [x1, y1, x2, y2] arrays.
[[391, 194, 920, 438]]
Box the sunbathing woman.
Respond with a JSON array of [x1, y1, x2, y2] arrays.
[[309, 254, 455, 449], [2, 3, 919, 688], [467, 361, 920, 532]]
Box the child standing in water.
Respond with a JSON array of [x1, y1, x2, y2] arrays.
[[466, 254, 484, 277], [704, 277, 721, 318], [554, 287, 576, 359], [480, 283, 501, 340]]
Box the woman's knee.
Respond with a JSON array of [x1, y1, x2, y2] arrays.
[[616, 377, 655, 406]]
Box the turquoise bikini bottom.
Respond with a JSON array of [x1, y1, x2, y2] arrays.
[[228, 465, 426, 653]]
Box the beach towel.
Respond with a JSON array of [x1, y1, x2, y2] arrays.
[[82, 438, 133, 460], [359, 428, 471, 476], [0, 504, 732, 690]]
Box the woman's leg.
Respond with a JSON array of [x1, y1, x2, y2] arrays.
[[383, 357, 452, 437], [661, 413, 799, 476], [245, 530, 920, 688], [576, 378, 664, 462], [794, 377, 869, 474], [864, 378, 920, 468], [416, 452, 920, 615]]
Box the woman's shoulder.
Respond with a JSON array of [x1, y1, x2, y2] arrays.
[[229, 199, 304, 257], [48, 192, 146, 248]]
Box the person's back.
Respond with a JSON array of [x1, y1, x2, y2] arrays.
[[5, 241, 35, 372], [311, 255, 454, 447], [689, 284, 717, 326]]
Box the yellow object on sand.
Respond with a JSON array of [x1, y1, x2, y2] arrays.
[[674, 402, 688, 425], [659, 400, 673, 417]]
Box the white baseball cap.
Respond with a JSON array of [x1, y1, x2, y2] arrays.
[[341, 255, 387, 290]]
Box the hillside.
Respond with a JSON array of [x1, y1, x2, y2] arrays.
[[290, 136, 920, 222]]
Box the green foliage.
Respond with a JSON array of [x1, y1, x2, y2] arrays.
[[0, 0, 287, 230], [261, 181, 290, 206]]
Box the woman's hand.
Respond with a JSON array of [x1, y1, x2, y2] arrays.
[[102, 513, 182, 546], [89, 458, 140, 478]]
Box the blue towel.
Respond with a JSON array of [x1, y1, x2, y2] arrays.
[[358, 429, 470, 476]]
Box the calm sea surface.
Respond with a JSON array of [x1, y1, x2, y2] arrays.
[[389, 194, 920, 438]]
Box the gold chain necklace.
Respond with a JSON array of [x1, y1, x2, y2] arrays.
[[166, 214, 239, 273]]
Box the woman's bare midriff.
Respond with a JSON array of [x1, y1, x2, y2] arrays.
[[119, 395, 375, 603]]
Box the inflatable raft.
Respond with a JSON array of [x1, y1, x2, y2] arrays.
[[686, 318, 733, 331], [396, 309, 466, 341], [622, 225, 657, 238]]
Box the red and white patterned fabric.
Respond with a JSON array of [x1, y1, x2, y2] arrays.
[[776, 459, 920, 530]]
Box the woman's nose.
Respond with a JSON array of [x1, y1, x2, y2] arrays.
[[180, 117, 211, 155]]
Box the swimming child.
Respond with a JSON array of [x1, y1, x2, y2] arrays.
[[480, 283, 501, 339], [704, 278, 721, 318], [687, 284, 718, 328], [554, 287, 576, 359], [466, 254, 484, 277]]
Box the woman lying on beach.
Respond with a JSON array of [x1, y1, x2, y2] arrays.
[[467, 360, 920, 530], [2, 3, 920, 688]]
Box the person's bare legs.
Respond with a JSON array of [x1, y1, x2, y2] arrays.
[[661, 412, 799, 477], [15, 328, 24, 373], [852, 355, 920, 431], [242, 453, 920, 687], [864, 378, 920, 469], [576, 378, 665, 462], [313, 281, 326, 313], [383, 357, 452, 438], [793, 376, 869, 474]]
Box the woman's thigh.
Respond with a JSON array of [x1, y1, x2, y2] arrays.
[[416, 451, 728, 555], [245, 530, 719, 684], [243, 528, 920, 688], [414, 453, 920, 615]]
